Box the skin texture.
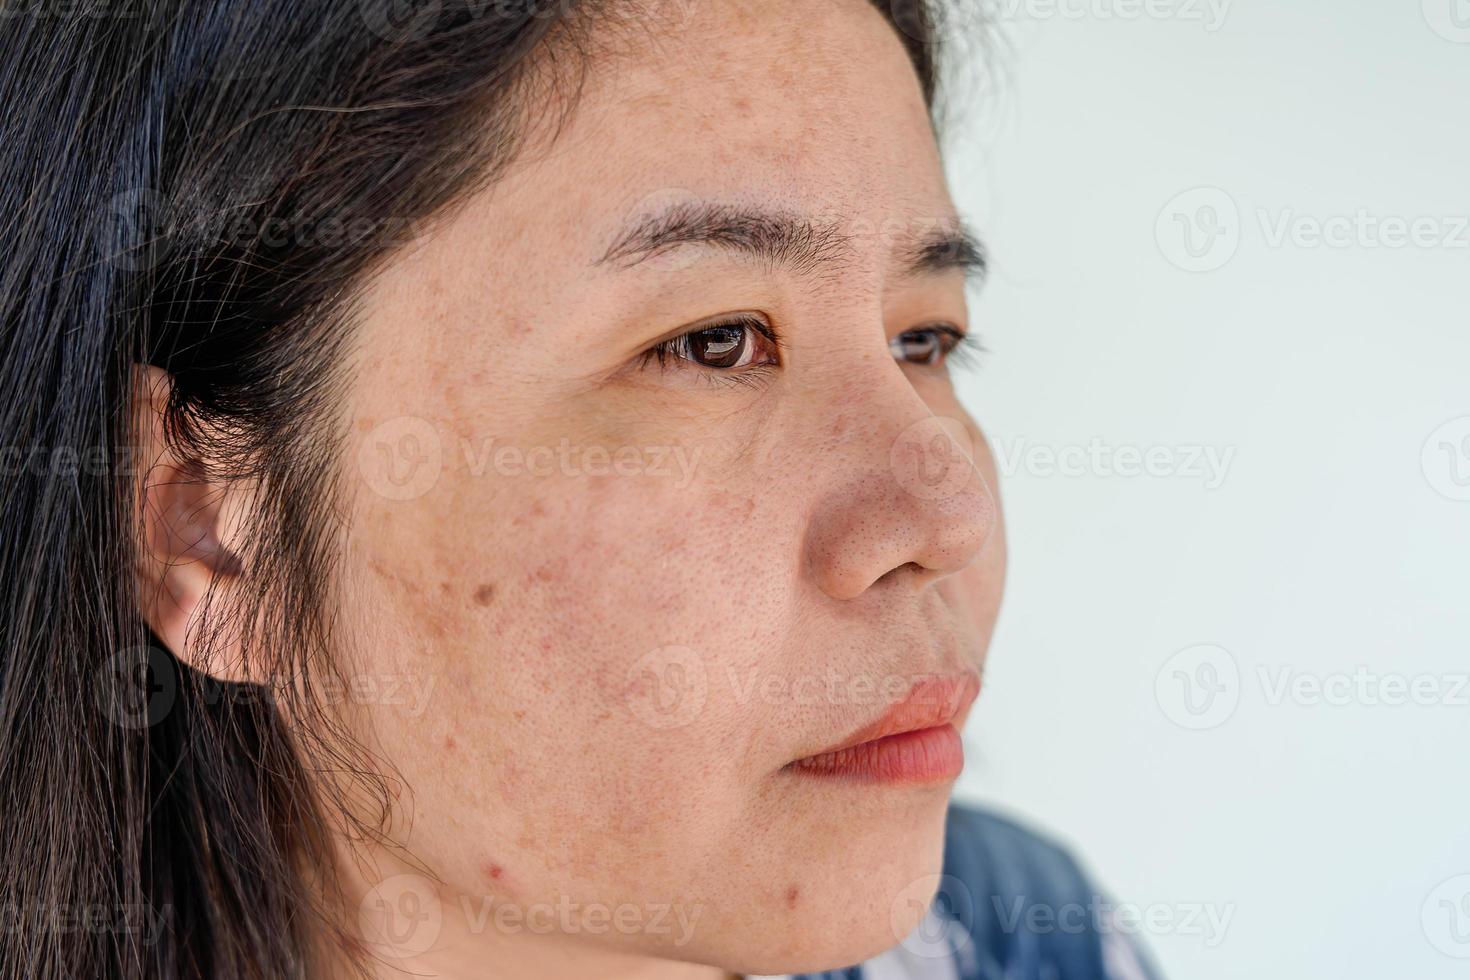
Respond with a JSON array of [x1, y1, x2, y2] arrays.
[[135, 1, 1008, 977]]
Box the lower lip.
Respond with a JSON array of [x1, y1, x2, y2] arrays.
[[784, 724, 965, 785]]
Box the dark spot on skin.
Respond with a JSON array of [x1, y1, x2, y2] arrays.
[[473, 582, 495, 606], [785, 886, 799, 909]]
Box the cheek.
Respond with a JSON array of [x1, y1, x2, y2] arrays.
[[344, 464, 786, 881]]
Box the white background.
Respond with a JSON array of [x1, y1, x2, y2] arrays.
[[943, 2, 1470, 978]]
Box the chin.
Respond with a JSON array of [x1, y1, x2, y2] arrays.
[[706, 790, 953, 977]]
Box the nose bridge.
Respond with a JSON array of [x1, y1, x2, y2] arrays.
[[801, 356, 996, 602]]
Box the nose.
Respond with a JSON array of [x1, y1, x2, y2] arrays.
[[802, 367, 996, 602]]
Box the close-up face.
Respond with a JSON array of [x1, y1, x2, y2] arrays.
[[333, 0, 1004, 973], [10, 2, 1465, 979]]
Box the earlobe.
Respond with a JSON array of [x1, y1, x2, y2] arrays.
[[129, 364, 251, 682]]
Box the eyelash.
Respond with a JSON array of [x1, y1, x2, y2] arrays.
[[890, 324, 986, 370], [636, 317, 984, 388], [638, 314, 784, 388]]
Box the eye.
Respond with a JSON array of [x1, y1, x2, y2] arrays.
[[889, 324, 980, 368], [641, 314, 782, 373]]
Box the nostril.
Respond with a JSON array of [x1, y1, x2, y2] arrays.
[[875, 561, 926, 587]]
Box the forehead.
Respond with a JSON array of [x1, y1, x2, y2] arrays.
[[488, 0, 955, 257], [355, 0, 959, 341]]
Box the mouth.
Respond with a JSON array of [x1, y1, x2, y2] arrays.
[[782, 671, 981, 785]]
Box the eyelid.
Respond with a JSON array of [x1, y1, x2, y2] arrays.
[[890, 322, 985, 367], [637, 311, 784, 377], [641, 311, 781, 351]]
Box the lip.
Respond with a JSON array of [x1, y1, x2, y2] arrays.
[[783, 671, 981, 785]]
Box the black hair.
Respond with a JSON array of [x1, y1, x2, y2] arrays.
[[0, 1, 960, 976]]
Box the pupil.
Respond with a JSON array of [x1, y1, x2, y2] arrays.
[[693, 326, 745, 368]]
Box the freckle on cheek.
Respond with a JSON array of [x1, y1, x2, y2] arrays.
[[473, 582, 495, 606]]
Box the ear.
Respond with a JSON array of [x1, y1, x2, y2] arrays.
[[130, 363, 256, 683]]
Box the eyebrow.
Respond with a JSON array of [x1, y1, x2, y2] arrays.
[[594, 201, 987, 283]]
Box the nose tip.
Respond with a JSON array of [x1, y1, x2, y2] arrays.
[[806, 416, 997, 602]]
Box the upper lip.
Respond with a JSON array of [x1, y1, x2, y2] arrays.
[[792, 670, 982, 761]]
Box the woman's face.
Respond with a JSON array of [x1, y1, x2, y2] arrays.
[[335, 0, 1006, 974]]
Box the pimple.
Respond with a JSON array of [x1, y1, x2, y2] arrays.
[[481, 861, 510, 891]]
